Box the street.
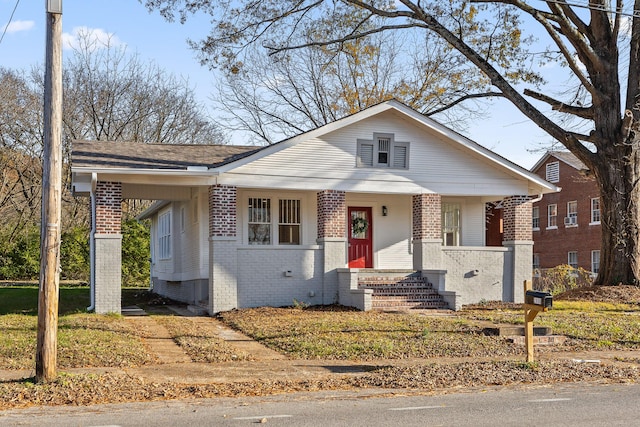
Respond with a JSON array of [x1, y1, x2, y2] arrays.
[[1, 382, 639, 426]]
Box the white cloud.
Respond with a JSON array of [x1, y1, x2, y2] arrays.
[[3, 20, 34, 34], [62, 26, 123, 51]]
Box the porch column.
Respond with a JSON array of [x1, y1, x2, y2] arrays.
[[208, 184, 238, 314], [502, 195, 533, 303], [93, 181, 122, 314], [317, 190, 346, 304], [412, 193, 442, 271]]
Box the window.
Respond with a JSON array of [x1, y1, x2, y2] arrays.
[[248, 198, 271, 245], [278, 199, 301, 245], [248, 197, 302, 245], [568, 251, 578, 269], [565, 201, 577, 226], [357, 133, 409, 169], [591, 198, 601, 224], [192, 196, 199, 224], [546, 161, 559, 183], [532, 206, 540, 230], [158, 210, 172, 259], [591, 250, 600, 274], [533, 253, 540, 277], [442, 203, 460, 246], [547, 204, 557, 228]]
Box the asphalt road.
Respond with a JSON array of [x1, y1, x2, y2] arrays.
[[1, 382, 639, 426]]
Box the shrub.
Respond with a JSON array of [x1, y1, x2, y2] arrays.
[[533, 264, 593, 295]]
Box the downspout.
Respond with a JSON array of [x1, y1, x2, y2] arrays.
[[530, 193, 544, 204], [87, 173, 97, 312]]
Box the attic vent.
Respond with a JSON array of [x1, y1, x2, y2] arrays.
[[546, 161, 559, 183], [377, 137, 390, 165]]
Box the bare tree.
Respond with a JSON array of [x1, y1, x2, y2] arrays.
[[214, 29, 499, 143], [1, 31, 227, 241], [144, 0, 640, 286]]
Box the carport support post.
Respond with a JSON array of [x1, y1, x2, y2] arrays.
[[93, 181, 123, 314]]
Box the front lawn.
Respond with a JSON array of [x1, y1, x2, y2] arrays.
[[218, 301, 640, 360]]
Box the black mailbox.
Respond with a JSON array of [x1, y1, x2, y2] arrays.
[[525, 290, 553, 309]]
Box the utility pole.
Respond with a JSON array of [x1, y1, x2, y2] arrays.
[[36, 0, 63, 383]]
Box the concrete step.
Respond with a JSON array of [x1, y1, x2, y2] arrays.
[[483, 326, 553, 336], [507, 335, 567, 346]]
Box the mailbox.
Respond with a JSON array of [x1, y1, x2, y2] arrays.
[[525, 290, 553, 309]]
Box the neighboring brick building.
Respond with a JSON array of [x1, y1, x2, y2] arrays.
[[530, 152, 601, 274]]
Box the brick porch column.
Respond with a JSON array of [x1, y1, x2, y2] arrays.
[[412, 193, 443, 271], [208, 184, 238, 314], [317, 190, 346, 304], [93, 181, 122, 314], [502, 195, 533, 303]]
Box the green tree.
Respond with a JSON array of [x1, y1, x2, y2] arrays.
[[121, 219, 151, 286], [144, 0, 640, 285]]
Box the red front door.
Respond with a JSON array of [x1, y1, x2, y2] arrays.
[[348, 207, 373, 268]]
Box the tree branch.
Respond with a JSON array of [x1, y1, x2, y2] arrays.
[[426, 91, 505, 116], [523, 88, 593, 119]]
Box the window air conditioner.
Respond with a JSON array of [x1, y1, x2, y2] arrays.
[[564, 216, 577, 226]]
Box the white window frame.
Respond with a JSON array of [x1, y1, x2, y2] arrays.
[[568, 251, 578, 269], [547, 204, 558, 229], [590, 197, 601, 224], [278, 199, 301, 245], [356, 133, 410, 169], [591, 250, 600, 274], [442, 203, 461, 246], [192, 195, 199, 224], [533, 253, 540, 277], [532, 206, 540, 230], [158, 209, 172, 260], [565, 200, 578, 227], [246, 195, 304, 246], [546, 161, 559, 183], [248, 197, 272, 245]]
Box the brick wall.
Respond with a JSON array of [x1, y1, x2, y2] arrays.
[[317, 190, 346, 239], [412, 193, 441, 240], [209, 185, 237, 238], [502, 195, 532, 241], [532, 157, 601, 270], [95, 181, 122, 234]]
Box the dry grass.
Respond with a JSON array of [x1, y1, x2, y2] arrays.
[[0, 314, 154, 370], [155, 316, 255, 362], [2, 285, 640, 409]]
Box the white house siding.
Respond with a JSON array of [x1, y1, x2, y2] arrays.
[[440, 246, 512, 306], [236, 247, 323, 308], [150, 196, 209, 305], [346, 193, 413, 269], [219, 111, 529, 197]]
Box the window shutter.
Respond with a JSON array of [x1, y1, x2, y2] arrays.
[[359, 143, 374, 166], [393, 145, 407, 168]]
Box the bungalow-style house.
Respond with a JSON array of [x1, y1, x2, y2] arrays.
[[71, 100, 559, 315]]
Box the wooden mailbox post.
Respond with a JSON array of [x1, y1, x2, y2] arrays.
[[523, 280, 552, 362]]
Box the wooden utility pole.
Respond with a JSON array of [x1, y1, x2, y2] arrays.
[[36, 0, 63, 383]]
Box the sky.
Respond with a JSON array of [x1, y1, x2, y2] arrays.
[[0, 0, 561, 169]]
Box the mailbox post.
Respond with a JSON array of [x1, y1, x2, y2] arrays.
[[523, 280, 552, 362]]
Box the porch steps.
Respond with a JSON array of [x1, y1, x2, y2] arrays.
[[358, 275, 448, 310]]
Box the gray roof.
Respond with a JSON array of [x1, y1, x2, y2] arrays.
[[531, 150, 587, 173], [72, 140, 264, 170], [549, 151, 587, 170]]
